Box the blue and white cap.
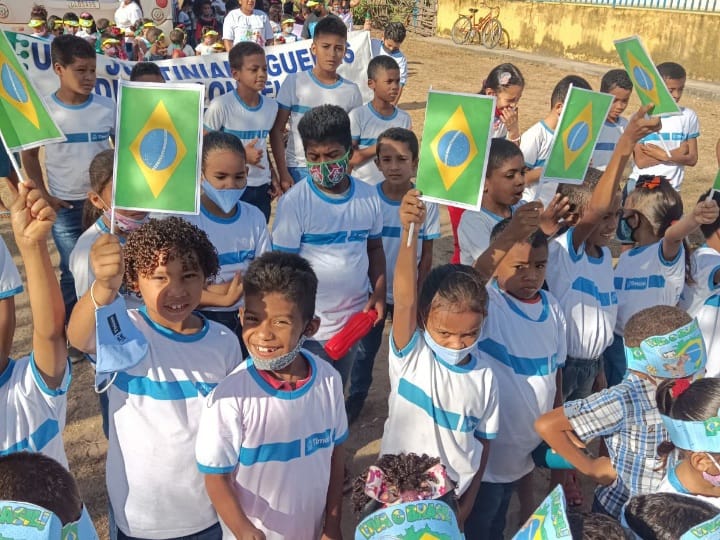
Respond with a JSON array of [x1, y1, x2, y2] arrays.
[[0, 501, 98, 539]]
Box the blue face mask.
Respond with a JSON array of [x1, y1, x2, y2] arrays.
[[202, 180, 246, 214], [617, 215, 636, 243], [423, 330, 478, 366]]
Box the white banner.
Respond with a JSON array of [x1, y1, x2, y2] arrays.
[[7, 30, 373, 105]]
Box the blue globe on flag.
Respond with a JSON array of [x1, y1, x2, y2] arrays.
[[1, 63, 28, 104], [633, 66, 655, 91], [139, 129, 178, 171], [436, 130, 471, 168], [566, 122, 589, 152]]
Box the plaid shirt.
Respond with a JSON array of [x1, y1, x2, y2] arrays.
[[564, 374, 667, 518]]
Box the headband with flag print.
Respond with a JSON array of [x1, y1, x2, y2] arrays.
[[512, 485, 572, 540], [661, 411, 720, 453], [681, 514, 720, 539], [0, 501, 98, 540]]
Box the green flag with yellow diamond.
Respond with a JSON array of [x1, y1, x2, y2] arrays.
[[416, 90, 494, 211], [615, 36, 680, 117], [113, 80, 203, 214], [542, 86, 613, 185], [0, 29, 64, 152]]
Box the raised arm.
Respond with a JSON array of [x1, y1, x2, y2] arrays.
[[662, 198, 719, 262]]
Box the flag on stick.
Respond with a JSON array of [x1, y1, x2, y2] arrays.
[[512, 485, 572, 540], [542, 86, 613, 185], [0, 29, 64, 152], [416, 90, 494, 211], [615, 36, 681, 117], [112, 80, 203, 214]]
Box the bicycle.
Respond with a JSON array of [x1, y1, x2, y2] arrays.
[[451, 2, 504, 49]]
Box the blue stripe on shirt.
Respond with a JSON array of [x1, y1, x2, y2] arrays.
[[594, 142, 615, 151], [572, 277, 618, 307], [397, 378, 478, 433], [290, 104, 311, 114], [239, 440, 302, 465], [113, 372, 217, 400], [218, 250, 256, 266], [222, 129, 270, 140], [479, 338, 559, 376], [64, 132, 111, 143], [614, 275, 666, 291], [0, 418, 60, 455], [301, 229, 370, 245]]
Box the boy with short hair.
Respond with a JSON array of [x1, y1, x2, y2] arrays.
[[346, 128, 439, 423], [21, 34, 115, 319], [129, 60, 165, 83], [301, 0, 325, 39], [204, 41, 280, 221], [270, 15, 363, 189], [591, 69, 633, 171], [520, 75, 591, 203], [196, 252, 347, 540], [348, 55, 412, 186], [371, 22, 408, 105], [631, 62, 699, 191], [272, 105, 385, 387]]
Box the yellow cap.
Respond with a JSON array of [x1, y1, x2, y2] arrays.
[[203, 29, 219, 36], [28, 18, 45, 28], [64, 20, 79, 27], [52, 19, 64, 28], [102, 38, 120, 47], [282, 18, 295, 25], [307, 0, 321, 6], [143, 21, 155, 28], [211, 42, 225, 50], [79, 19, 93, 28]]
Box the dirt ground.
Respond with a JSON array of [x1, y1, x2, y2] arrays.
[[4, 32, 720, 539]]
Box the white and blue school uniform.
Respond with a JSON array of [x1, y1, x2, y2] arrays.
[[546, 227, 617, 360], [376, 184, 440, 305], [458, 208, 508, 266], [679, 245, 720, 376], [0, 237, 22, 300], [272, 177, 383, 341], [276, 70, 363, 169], [106, 308, 241, 538], [630, 107, 699, 189], [203, 91, 279, 189], [184, 201, 271, 312], [371, 39, 408, 88], [44, 93, 115, 201], [380, 330, 499, 495], [520, 120, 555, 203], [196, 352, 347, 540], [1, 354, 71, 468], [349, 103, 412, 185], [478, 284, 566, 483], [591, 117, 628, 171], [658, 466, 720, 509]]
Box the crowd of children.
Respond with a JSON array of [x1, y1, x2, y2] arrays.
[[5, 3, 720, 540]]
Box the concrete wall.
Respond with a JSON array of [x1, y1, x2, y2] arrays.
[[436, 0, 719, 81]]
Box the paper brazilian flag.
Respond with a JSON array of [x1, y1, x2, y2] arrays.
[[615, 36, 681, 117], [512, 485, 572, 540], [713, 169, 720, 192], [542, 86, 613, 185], [0, 29, 64, 152], [416, 90, 494, 211], [113, 80, 203, 214]]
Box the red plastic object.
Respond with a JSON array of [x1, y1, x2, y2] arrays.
[[324, 310, 378, 361]]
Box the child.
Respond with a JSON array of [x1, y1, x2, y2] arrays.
[[28, 5, 49, 39], [196, 27, 220, 54], [679, 192, 720, 377], [567, 512, 633, 539], [346, 128, 439, 424], [133, 20, 155, 59], [656, 377, 720, 508], [270, 15, 363, 188], [1, 182, 69, 467], [631, 62, 699, 191], [301, 0, 325, 39], [370, 22, 408, 106], [277, 17, 301, 42], [623, 493, 718, 539], [21, 35, 115, 320], [204, 42, 280, 221], [186, 132, 271, 333], [521, 75, 592, 203], [63, 12, 79, 35], [194, 0, 222, 45], [49, 15, 64, 38], [268, 2, 282, 35], [76, 12, 96, 42], [591, 69, 633, 171], [338, 0, 354, 30], [222, 0, 274, 49], [100, 36, 121, 57], [535, 305, 707, 519], [168, 27, 194, 58], [449, 63, 525, 264], [604, 176, 718, 387], [196, 252, 346, 540], [381, 188, 498, 532], [144, 27, 169, 60], [348, 55, 412, 185], [128, 60, 166, 83], [272, 104, 385, 386], [467, 204, 566, 539]]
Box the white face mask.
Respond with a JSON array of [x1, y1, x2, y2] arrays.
[[423, 330, 478, 366], [251, 336, 307, 372]]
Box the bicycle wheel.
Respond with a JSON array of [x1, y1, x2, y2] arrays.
[[481, 18, 503, 49], [499, 28, 511, 49], [451, 16, 473, 45]]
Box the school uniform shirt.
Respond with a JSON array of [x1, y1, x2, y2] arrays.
[[565, 374, 666, 518], [44, 93, 115, 200], [458, 208, 507, 266], [679, 246, 720, 376], [613, 240, 685, 336], [591, 117, 628, 171], [0, 237, 22, 300], [183, 202, 271, 311], [277, 70, 363, 169], [222, 8, 274, 46], [380, 329, 499, 495], [630, 107, 700, 189], [272, 177, 383, 341], [520, 120, 554, 202], [204, 92, 279, 188], [1, 354, 71, 468], [658, 466, 720, 509], [370, 39, 408, 87], [195, 43, 215, 55], [478, 284, 567, 483], [547, 228, 617, 360], [106, 309, 241, 538], [196, 351, 347, 540], [376, 184, 440, 305], [349, 103, 412, 185]]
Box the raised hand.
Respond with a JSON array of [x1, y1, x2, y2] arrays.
[[10, 180, 56, 249]]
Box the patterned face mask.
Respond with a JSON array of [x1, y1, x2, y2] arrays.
[[306, 150, 350, 188]]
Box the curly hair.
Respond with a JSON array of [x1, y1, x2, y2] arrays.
[[623, 305, 691, 348], [123, 217, 219, 290], [351, 453, 442, 514]]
